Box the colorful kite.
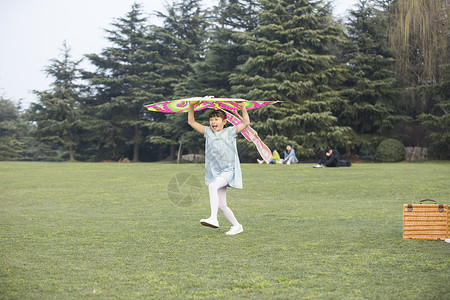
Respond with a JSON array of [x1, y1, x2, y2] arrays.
[[146, 97, 278, 161]]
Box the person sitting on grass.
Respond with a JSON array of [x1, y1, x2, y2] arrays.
[[257, 150, 280, 164], [188, 101, 249, 235], [313, 148, 340, 168], [279, 144, 298, 164]]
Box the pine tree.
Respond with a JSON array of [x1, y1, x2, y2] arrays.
[[230, 0, 351, 156], [418, 62, 450, 145], [341, 0, 408, 154], [182, 0, 261, 97], [85, 3, 159, 161], [0, 99, 32, 160], [144, 0, 209, 160], [0, 98, 22, 160], [162, 0, 262, 159], [28, 42, 82, 161], [153, 0, 209, 98]]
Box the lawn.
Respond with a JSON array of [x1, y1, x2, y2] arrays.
[[0, 161, 449, 299]]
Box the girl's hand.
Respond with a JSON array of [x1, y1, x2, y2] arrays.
[[235, 101, 250, 134], [236, 101, 246, 110], [189, 100, 199, 107]]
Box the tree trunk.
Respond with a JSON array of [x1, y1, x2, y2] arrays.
[[177, 142, 183, 164], [132, 124, 139, 162], [169, 144, 176, 160], [158, 145, 164, 161], [69, 144, 75, 161]]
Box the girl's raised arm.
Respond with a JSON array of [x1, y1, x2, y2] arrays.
[[235, 102, 250, 134], [188, 102, 206, 134]]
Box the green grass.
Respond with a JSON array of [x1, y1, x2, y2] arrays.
[[1, 161, 449, 299]]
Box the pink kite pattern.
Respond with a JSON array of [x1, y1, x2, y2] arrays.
[[146, 97, 278, 161]]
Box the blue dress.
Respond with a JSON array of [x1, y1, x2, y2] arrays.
[[204, 126, 243, 189]]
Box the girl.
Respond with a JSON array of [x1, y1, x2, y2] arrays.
[[188, 101, 249, 235]]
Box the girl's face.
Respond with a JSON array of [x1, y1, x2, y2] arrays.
[[209, 116, 227, 132]]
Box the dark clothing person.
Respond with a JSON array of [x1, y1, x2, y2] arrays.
[[314, 149, 340, 168]]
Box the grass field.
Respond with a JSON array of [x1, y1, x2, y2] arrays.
[[1, 161, 449, 299]]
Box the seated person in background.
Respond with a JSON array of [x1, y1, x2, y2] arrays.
[[314, 148, 339, 168], [257, 150, 280, 164], [279, 144, 298, 165]]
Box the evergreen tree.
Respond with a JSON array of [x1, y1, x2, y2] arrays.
[[165, 0, 262, 159], [153, 0, 209, 98], [85, 3, 159, 161], [341, 0, 408, 154], [182, 0, 261, 97], [0, 98, 23, 160], [144, 0, 209, 160], [418, 62, 450, 146], [28, 42, 82, 161], [0, 99, 35, 160], [230, 0, 350, 156]]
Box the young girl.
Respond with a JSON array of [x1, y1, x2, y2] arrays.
[[188, 101, 249, 235]]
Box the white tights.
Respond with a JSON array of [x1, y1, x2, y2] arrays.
[[208, 177, 240, 226]]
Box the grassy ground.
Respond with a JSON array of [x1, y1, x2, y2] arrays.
[[0, 161, 449, 299]]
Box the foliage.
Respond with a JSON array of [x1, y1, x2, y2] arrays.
[[0, 99, 36, 160], [230, 0, 352, 155], [157, 0, 209, 98], [27, 42, 82, 161], [143, 0, 210, 160], [375, 138, 406, 162], [341, 0, 409, 153], [417, 62, 450, 145], [427, 141, 450, 160], [1, 162, 449, 298], [0, 98, 25, 160], [182, 0, 260, 98], [8, 1, 448, 162], [388, 0, 448, 86], [84, 3, 162, 162], [387, 0, 449, 146]]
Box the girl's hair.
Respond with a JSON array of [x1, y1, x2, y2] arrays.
[[209, 110, 227, 120]]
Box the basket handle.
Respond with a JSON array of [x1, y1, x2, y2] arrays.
[[419, 199, 437, 204], [407, 200, 444, 212], [419, 199, 444, 212]]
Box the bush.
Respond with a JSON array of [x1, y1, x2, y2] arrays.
[[427, 142, 450, 160], [375, 139, 406, 162]]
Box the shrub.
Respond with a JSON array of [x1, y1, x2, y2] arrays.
[[427, 142, 450, 160], [375, 139, 406, 162]]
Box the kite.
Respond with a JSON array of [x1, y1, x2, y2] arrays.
[[146, 97, 278, 161]]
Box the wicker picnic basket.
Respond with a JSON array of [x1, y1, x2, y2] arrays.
[[403, 199, 449, 240]]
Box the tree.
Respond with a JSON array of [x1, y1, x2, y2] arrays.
[[0, 98, 22, 160], [388, 0, 448, 87], [85, 3, 159, 162], [387, 0, 448, 147], [181, 0, 261, 97], [230, 0, 351, 156], [341, 0, 408, 154], [0, 99, 31, 160], [28, 42, 82, 161], [418, 62, 450, 145], [144, 0, 209, 160]]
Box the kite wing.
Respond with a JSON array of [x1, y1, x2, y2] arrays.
[[145, 97, 278, 161], [146, 97, 277, 113]]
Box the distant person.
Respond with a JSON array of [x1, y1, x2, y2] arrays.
[[279, 144, 298, 164], [257, 150, 280, 164], [313, 148, 339, 168]]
